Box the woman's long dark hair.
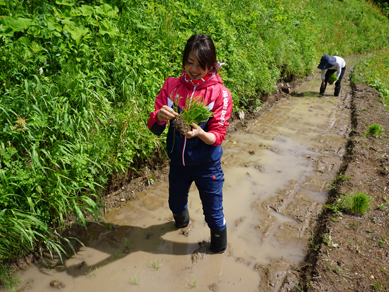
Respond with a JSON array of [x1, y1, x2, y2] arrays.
[[182, 34, 217, 71]]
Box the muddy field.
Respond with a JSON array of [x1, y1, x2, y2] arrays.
[[302, 83, 389, 292], [3, 55, 389, 292]]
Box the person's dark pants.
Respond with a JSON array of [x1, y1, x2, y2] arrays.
[[168, 160, 226, 231], [320, 66, 346, 96]]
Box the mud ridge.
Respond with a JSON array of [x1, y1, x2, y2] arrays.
[[301, 76, 389, 290], [297, 69, 360, 290]]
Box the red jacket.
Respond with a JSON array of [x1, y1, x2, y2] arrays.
[[148, 72, 233, 166]]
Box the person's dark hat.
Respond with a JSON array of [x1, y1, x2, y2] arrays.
[[318, 55, 336, 70]]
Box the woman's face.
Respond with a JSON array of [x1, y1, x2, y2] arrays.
[[184, 51, 208, 80]]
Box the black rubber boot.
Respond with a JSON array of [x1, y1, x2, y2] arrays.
[[334, 86, 340, 97], [173, 209, 190, 228], [320, 82, 327, 95], [210, 226, 227, 254]]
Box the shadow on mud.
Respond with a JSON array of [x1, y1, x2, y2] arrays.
[[60, 221, 206, 278], [292, 91, 332, 98]]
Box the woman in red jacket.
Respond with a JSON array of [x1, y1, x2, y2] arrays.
[[148, 34, 233, 253]]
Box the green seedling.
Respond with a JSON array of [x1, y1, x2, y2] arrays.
[[171, 92, 214, 135], [328, 73, 337, 84], [151, 260, 162, 271], [372, 280, 389, 291], [323, 234, 338, 248], [125, 238, 131, 249], [333, 264, 354, 283], [85, 266, 100, 278], [378, 204, 387, 210], [130, 276, 140, 285], [366, 123, 385, 137], [294, 283, 304, 292], [378, 240, 385, 248], [193, 278, 197, 288], [112, 251, 122, 261], [309, 231, 319, 251], [338, 172, 351, 181], [342, 192, 373, 215], [324, 198, 343, 220]]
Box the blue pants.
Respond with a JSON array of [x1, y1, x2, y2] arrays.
[[320, 66, 346, 96], [168, 160, 226, 231]]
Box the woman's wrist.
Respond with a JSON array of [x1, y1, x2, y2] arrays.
[[198, 131, 216, 145], [156, 110, 163, 123]]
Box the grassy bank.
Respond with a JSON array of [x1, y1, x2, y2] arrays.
[[352, 47, 389, 106], [0, 0, 388, 285]]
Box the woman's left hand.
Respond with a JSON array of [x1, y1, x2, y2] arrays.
[[185, 123, 216, 145], [185, 123, 203, 139]]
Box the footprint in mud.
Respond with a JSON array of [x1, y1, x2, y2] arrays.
[[49, 280, 65, 289], [191, 241, 211, 263], [179, 221, 194, 236], [208, 282, 219, 292], [16, 279, 34, 292]]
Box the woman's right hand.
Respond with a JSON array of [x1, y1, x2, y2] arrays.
[[157, 105, 179, 123]]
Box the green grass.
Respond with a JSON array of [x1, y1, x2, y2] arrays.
[[367, 123, 385, 137], [342, 192, 373, 215], [352, 48, 389, 107], [0, 265, 21, 290]]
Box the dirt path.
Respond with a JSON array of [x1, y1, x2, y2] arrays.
[[7, 56, 388, 292], [302, 79, 389, 291]]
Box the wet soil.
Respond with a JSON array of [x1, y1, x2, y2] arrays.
[[302, 82, 389, 292], [3, 56, 389, 292], [172, 115, 191, 135]]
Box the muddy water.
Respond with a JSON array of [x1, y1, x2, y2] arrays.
[[7, 61, 359, 292]]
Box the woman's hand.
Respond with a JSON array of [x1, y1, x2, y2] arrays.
[[185, 123, 203, 139], [157, 105, 178, 123], [185, 123, 216, 145]]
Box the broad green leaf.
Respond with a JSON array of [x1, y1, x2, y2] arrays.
[[98, 19, 119, 37], [0, 26, 14, 37], [0, 0, 6, 6], [27, 26, 42, 38], [0, 17, 33, 32], [47, 17, 63, 32], [56, 0, 76, 6], [78, 5, 94, 17], [64, 24, 89, 42], [95, 4, 119, 18], [17, 36, 31, 46]]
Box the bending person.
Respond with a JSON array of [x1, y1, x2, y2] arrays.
[[318, 54, 346, 96]]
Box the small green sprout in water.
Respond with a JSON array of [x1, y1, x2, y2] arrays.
[[130, 276, 140, 285], [193, 278, 197, 287], [125, 238, 131, 249], [151, 260, 162, 270], [112, 251, 122, 261]]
